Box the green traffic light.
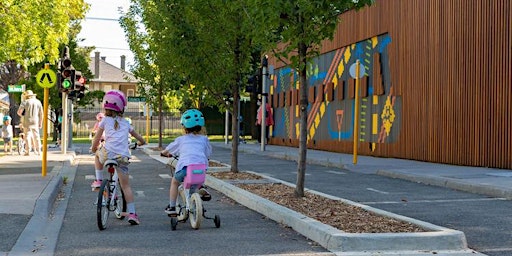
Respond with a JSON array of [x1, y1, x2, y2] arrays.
[[62, 79, 71, 89]]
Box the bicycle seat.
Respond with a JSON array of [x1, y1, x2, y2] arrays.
[[104, 159, 119, 167]]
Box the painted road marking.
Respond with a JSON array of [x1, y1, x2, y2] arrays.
[[326, 170, 346, 175], [362, 197, 507, 205], [159, 174, 172, 179], [366, 188, 389, 194]]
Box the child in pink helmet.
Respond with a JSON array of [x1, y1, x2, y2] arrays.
[[89, 112, 105, 155], [91, 90, 146, 225]]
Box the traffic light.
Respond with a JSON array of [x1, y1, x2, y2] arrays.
[[73, 71, 87, 101], [74, 71, 83, 90], [59, 46, 75, 92]]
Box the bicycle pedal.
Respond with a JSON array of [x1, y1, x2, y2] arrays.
[[92, 187, 99, 192], [167, 213, 178, 218]]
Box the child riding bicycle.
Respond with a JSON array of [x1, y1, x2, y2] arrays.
[[91, 90, 146, 225], [160, 109, 212, 216]]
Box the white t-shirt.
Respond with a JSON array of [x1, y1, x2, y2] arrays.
[[2, 124, 13, 138], [165, 133, 212, 171], [99, 116, 133, 158]]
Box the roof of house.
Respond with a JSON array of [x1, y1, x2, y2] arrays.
[[88, 57, 139, 84]]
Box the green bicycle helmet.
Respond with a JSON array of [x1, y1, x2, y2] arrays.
[[180, 109, 205, 128], [3, 115, 11, 122]]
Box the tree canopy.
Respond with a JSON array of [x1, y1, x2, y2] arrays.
[[0, 0, 89, 67]]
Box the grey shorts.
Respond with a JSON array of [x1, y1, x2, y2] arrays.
[[96, 147, 130, 174]]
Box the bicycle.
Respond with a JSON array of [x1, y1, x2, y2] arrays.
[[96, 143, 139, 230], [163, 154, 221, 230]]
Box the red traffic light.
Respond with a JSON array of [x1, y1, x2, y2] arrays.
[[78, 76, 86, 84]]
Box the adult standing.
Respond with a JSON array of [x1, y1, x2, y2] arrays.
[[17, 90, 43, 155]]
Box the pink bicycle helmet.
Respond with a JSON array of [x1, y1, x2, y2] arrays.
[[96, 112, 105, 121], [103, 90, 127, 113]]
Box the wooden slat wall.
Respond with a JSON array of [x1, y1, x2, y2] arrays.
[[269, 0, 512, 169]]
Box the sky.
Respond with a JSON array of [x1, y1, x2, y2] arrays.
[[77, 0, 134, 69]]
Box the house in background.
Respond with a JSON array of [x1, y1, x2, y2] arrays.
[[87, 51, 139, 99]]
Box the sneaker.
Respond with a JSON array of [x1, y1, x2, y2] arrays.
[[198, 187, 211, 201], [128, 213, 140, 225], [164, 205, 177, 217], [91, 180, 102, 188]]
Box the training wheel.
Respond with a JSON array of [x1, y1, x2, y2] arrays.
[[171, 217, 178, 230], [214, 214, 221, 228]]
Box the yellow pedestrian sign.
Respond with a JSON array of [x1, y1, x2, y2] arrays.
[[36, 68, 57, 88]]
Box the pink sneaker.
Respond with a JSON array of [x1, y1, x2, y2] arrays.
[[128, 213, 140, 225], [91, 180, 102, 188]]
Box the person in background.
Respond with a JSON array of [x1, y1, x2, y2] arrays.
[[2, 116, 13, 154], [17, 90, 43, 156], [89, 112, 105, 153], [255, 97, 274, 144]]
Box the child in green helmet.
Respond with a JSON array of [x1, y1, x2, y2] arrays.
[[2, 116, 13, 154], [160, 109, 212, 216]]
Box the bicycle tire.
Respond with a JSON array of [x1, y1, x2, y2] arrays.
[[96, 179, 110, 230], [189, 193, 203, 229], [114, 181, 127, 219]]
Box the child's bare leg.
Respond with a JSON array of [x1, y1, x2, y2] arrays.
[[169, 177, 179, 203], [118, 171, 134, 203]]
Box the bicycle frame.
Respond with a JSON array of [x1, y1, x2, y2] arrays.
[[106, 164, 119, 211]]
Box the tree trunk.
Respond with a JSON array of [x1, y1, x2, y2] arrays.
[[295, 39, 308, 198], [230, 39, 241, 173]]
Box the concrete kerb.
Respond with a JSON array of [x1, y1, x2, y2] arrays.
[[145, 146, 476, 254], [205, 169, 469, 254]]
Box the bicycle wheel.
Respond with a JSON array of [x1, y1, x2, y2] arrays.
[[96, 180, 110, 230], [114, 181, 127, 219], [176, 186, 188, 221], [189, 193, 203, 229]]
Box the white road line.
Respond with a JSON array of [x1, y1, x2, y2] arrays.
[[291, 172, 311, 176], [135, 191, 145, 197], [326, 170, 346, 175], [366, 188, 390, 194], [480, 247, 512, 252], [362, 197, 507, 205], [159, 174, 172, 179], [85, 175, 133, 179]]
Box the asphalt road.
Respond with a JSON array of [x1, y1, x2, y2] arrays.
[[211, 147, 512, 256], [54, 148, 331, 256]]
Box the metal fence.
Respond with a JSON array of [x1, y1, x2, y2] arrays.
[[73, 106, 183, 138]]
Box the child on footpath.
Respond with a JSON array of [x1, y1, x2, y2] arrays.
[[2, 116, 13, 154], [91, 90, 146, 225], [160, 109, 212, 216]]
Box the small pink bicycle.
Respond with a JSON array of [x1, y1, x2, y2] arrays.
[[164, 155, 221, 230]]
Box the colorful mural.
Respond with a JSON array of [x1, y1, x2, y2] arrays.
[[271, 34, 401, 147]]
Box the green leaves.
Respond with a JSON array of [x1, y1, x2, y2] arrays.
[[0, 0, 88, 67]]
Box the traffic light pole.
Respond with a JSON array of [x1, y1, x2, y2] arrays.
[[260, 56, 268, 151], [61, 93, 68, 154], [68, 99, 73, 149]]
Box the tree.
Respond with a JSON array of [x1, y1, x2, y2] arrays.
[[254, 0, 374, 197], [120, 0, 270, 172], [0, 0, 89, 67]]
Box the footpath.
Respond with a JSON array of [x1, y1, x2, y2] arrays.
[[2, 142, 512, 255]]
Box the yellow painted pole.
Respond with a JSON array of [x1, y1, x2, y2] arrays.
[[42, 65, 50, 176], [353, 60, 361, 165], [146, 103, 150, 143]]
